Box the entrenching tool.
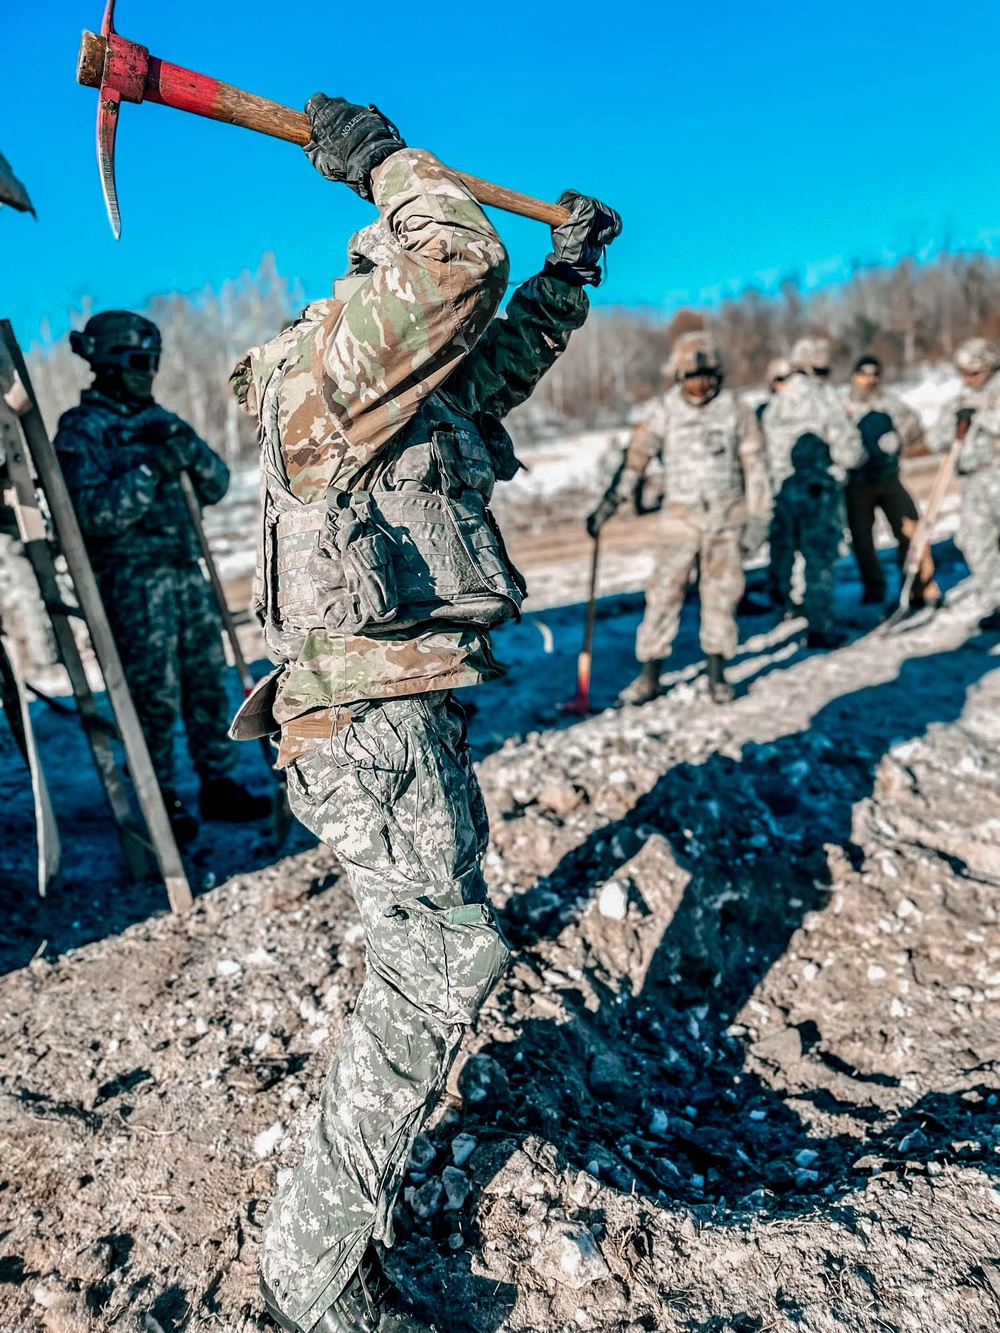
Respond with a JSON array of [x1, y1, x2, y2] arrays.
[[178, 471, 292, 847], [560, 535, 601, 715], [77, 1, 572, 239], [881, 415, 970, 634]]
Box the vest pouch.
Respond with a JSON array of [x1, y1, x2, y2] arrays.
[[320, 494, 399, 635], [373, 489, 523, 633], [430, 425, 496, 501]]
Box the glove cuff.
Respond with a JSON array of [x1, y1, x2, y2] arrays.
[[543, 258, 601, 288]]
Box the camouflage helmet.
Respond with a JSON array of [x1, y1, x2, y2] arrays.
[[665, 331, 724, 381], [69, 311, 161, 369], [954, 337, 1000, 375], [790, 336, 832, 374], [765, 356, 792, 386]]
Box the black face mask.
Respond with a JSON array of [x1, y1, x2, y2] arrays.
[[92, 365, 156, 404]]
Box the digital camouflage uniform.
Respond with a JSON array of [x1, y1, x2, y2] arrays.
[[761, 373, 864, 634], [54, 393, 236, 789], [615, 385, 770, 662], [231, 149, 591, 1330], [930, 367, 1000, 612], [842, 384, 935, 602]]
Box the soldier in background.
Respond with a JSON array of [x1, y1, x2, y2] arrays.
[[229, 94, 619, 1333], [755, 355, 792, 425], [587, 332, 771, 704], [54, 312, 269, 844], [761, 335, 864, 647], [842, 354, 939, 608], [930, 338, 1000, 630]]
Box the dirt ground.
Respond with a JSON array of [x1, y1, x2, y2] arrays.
[[2, 519, 1000, 1333]]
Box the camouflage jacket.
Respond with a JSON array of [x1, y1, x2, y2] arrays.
[[761, 373, 864, 487], [54, 390, 229, 568], [620, 385, 771, 517], [842, 386, 924, 481], [232, 149, 588, 722], [930, 371, 1000, 474]]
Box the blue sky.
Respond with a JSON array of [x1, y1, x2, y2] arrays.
[[4, 1, 1000, 343]]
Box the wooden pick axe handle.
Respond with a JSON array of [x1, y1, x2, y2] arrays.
[[77, 30, 570, 227]]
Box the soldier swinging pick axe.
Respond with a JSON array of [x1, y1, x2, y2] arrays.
[[225, 98, 620, 1332]]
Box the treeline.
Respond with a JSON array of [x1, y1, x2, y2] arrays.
[[26, 248, 1000, 456]]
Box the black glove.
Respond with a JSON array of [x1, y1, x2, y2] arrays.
[[545, 190, 622, 287], [144, 415, 196, 477], [304, 95, 406, 200], [586, 492, 618, 538]]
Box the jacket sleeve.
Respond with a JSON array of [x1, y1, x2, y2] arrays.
[[444, 271, 590, 420], [54, 411, 159, 538], [303, 149, 511, 491], [888, 395, 925, 452], [824, 393, 865, 472], [185, 432, 230, 506], [737, 401, 772, 517]]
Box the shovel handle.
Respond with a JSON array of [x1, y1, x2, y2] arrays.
[[77, 31, 570, 227]]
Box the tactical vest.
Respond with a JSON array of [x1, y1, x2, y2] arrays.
[[255, 364, 526, 666], [659, 388, 746, 505]]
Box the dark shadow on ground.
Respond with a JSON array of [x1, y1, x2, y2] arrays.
[[406, 631, 1000, 1328], [0, 660, 315, 976]]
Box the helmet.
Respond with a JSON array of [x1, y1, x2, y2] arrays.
[[666, 331, 724, 381], [69, 311, 161, 372], [765, 356, 792, 386], [954, 337, 999, 375], [790, 336, 832, 374]]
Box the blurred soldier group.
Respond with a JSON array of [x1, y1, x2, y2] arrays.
[[589, 329, 999, 704]]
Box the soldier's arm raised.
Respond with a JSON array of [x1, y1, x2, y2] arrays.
[[447, 191, 620, 419], [54, 412, 158, 537], [444, 271, 589, 420], [314, 150, 509, 487]]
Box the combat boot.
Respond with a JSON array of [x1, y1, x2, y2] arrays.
[[261, 1245, 437, 1333], [617, 659, 664, 706], [199, 776, 270, 823], [162, 789, 198, 846], [705, 654, 734, 704]]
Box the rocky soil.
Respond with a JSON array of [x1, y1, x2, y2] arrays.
[[3, 544, 1000, 1333]]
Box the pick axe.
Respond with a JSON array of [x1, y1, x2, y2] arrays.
[[77, 0, 571, 238]]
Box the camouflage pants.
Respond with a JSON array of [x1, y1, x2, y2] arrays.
[[768, 476, 845, 635], [261, 691, 510, 1331], [636, 497, 746, 662], [95, 561, 235, 790], [956, 466, 1000, 609]]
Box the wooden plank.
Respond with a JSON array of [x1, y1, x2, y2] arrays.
[[1, 633, 61, 894], [0, 398, 151, 880], [0, 320, 193, 912]]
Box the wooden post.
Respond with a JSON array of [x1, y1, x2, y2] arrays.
[[0, 320, 192, 912]]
